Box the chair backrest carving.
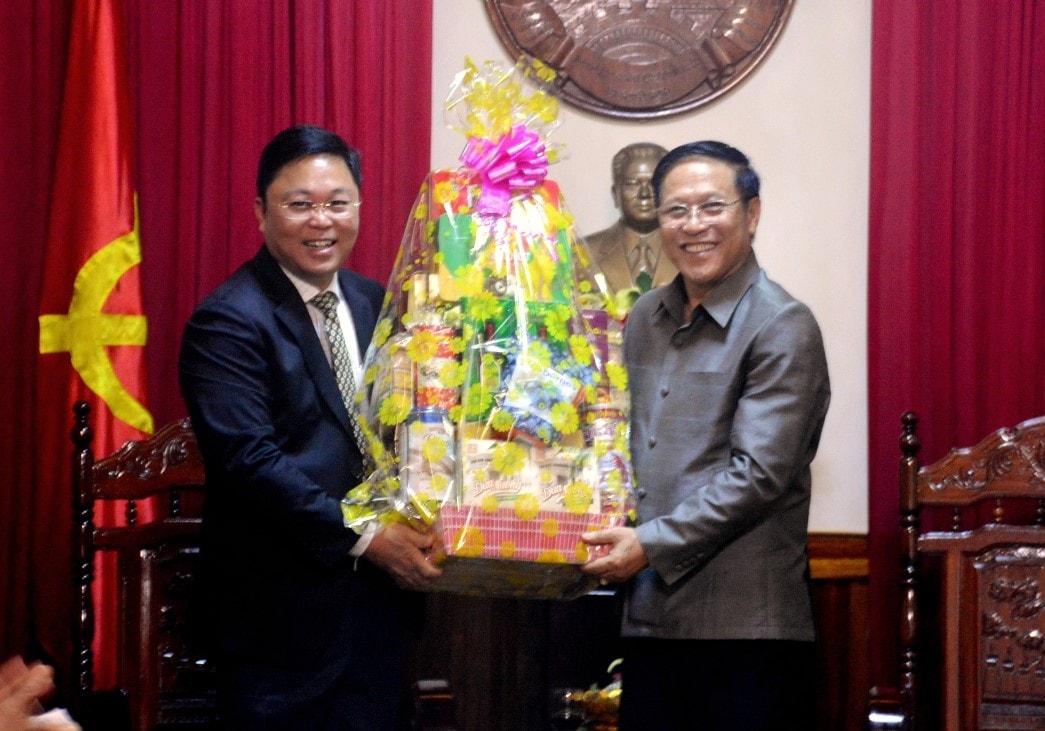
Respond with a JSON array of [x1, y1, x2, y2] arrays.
[[892, 411, 1045, 730], [71, 401, 217, 729]]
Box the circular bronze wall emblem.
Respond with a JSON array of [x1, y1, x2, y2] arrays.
[[483, 1, 794, 120]]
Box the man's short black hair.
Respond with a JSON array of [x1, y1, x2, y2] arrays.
[[256, 125, 362, 204], [650, 140, 760, 206]]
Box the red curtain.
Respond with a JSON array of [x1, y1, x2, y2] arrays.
[[0, 0, 433, 684], [867, 0, 1045, 687]]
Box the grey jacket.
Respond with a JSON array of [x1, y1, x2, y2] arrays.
[[624, 252, 830, 641]]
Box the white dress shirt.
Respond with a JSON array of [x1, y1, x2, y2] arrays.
[[280, 265, 377, 556]]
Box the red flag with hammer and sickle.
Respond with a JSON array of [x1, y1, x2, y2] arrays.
[[36, 0, 153, 691]]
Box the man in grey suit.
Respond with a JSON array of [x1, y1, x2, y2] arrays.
[[180, 125, 440, 729], [582, 141, 830, 730]]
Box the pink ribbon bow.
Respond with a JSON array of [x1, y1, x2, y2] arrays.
[[459, 124, 548, 216]]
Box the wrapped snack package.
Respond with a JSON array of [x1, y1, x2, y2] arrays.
[[342, 59, 635, 600]]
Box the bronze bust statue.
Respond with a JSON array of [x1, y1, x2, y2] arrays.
[[584, 142, 676, 294]]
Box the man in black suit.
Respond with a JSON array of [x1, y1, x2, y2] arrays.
[[179, 125, 441, 730]]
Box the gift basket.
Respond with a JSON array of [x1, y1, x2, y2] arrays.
[[342, 59, 634, 600]]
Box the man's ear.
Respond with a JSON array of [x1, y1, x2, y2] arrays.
[[254, 197, 266, 232], [746, 196, 762, 236]]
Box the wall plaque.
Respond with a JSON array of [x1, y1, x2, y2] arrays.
[[483, 0, 794, 120]]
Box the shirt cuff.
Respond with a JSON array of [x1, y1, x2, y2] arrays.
[[348, 522, 379, 557]]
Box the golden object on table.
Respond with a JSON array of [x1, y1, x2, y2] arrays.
[[580, 687, 620, 731]]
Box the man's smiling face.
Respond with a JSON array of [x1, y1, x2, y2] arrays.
[[659, 157, 760, 306], [256, 153, 361, 289]]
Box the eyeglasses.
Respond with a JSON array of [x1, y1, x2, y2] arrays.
[[657, 199, 742, 226], [277, 199, 361, 221]]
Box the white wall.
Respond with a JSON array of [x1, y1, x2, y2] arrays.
[[431, 1, 870, 533]]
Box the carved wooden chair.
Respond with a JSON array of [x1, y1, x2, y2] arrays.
[[71, 401, 217, 730], [869, 411, 1045, 730], [70, 401, 457, 730]]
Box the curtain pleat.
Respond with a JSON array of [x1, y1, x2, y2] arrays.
[[867, 0, 1045, 688]]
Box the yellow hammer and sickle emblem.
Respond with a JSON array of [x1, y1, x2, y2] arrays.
[[39, 205, 154, 434]]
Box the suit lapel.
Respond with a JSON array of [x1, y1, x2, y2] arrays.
[[252, 247, 353, 437], [338, 268, 378, 356]]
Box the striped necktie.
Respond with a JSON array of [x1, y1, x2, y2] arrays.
[[627, 240, 657, 278], [310, 291, 372, 470]]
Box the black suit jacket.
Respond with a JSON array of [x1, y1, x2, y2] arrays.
[[179, 246, 414, 727]]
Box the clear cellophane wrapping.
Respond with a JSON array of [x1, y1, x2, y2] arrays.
[[342, 60, 635, 599]]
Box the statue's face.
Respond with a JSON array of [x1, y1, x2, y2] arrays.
[[614, 154, 660, 231]]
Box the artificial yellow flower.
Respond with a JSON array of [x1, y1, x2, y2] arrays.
[[606, 362, 628, 391], [541, 517, 559, 537], [522, 341, 552, 370], [406, 329, 440, 362], [492, 441, 527, 476], [378, 393, 412, 426], [544, 204, 565, 231], [453, 526, 485, 557], [490, 408, 515, 433], [481, 494, 500, 513], [363, 363, 379, 387], [439, 360, 466, 388], [563, 480, 594, 514], [449, 336, 468, 355], [582, 383, 599, 405], [430, 473, 450, 495], [574, 542, 590, 562], [433, 180, 457, 206], [568, 334, 594, 365], [463, 388, 494, 419], [543, 306, 571, 342], [369, 440, 388, 465], [372, 318, 393, 348], [550, 402, 579, 436], [514, 492, 540, 520], [466, 290, 501, 321], [421, 436, 448, 463]]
